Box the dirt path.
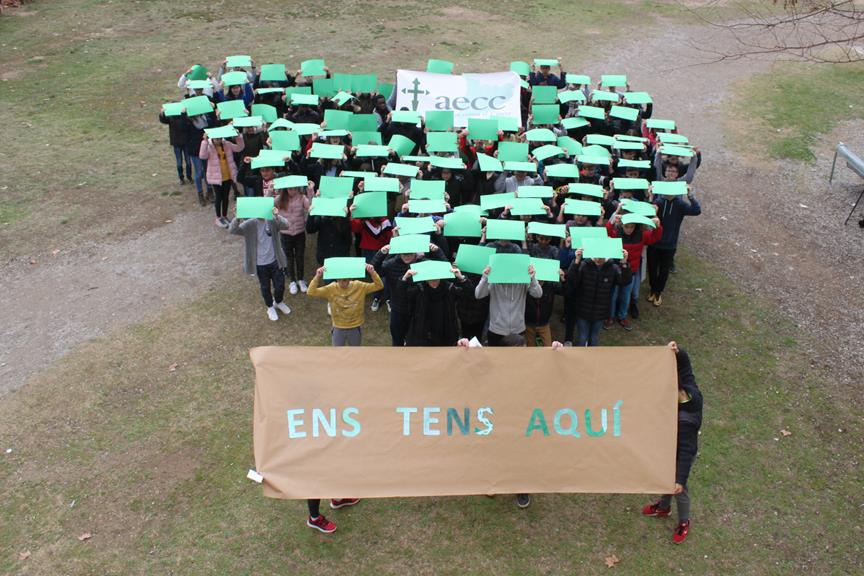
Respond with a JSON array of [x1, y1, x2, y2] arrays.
[[2, 16, 861, 397]]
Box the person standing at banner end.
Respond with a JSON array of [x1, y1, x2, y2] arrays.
[[642, 340, 703, 544], [307, 264, 384, 346]]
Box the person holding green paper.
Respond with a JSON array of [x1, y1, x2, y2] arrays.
[[529, 60, 566, 88], [158, 108, 192, 186], [276, 183, 314, 295], [178, 65, 214, 97], [474, 263, 542, 347], [216, 81, 254, 109], [228, 207, 292, 321], [403, 266, 472, 346], [525, 271, 564, 347], [307, 263, 383, 346], [199, 131, 245, 227], [606, 212, 662, 329], [647, 183, 701, 307], [564, 247, 631, 346], [350, 215, 393, 312], [654, 147, 702, 185]]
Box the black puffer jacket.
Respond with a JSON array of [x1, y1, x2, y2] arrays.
[[306, 215, 352, 264], [371, 248, 447, 313], [405, 277, 473, 346], [674, 347, 703, 485], [565, 259, 631, 322]]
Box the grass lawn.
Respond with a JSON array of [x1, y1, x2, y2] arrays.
[[730, 62, 864, 161], [1, 250, 861, 574]]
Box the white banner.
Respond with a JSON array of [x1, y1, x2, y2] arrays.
[[395, 70, 522, 128]]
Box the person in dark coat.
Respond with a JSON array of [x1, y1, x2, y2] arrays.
[[158, 110, 192, 185], [642, 341, 703, 544], [564, 247, 631, 346], [402, 268, 473, 346], [456, 272, 489, 341], [305, 214, 352, 266]]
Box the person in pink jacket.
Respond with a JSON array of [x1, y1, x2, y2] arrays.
[[275, 181, 314, 294], [199, 133, 244, 228]]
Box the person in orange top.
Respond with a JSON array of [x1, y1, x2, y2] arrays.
[[605, 212, 662, 329], [306, 263, 384, 346]]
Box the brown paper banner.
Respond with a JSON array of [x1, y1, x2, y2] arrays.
[[251, 346, 677, 499]]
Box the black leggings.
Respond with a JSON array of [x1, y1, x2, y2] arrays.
[[213, 180, 232, 218], [281, 232, 306, 281], [647, 246, 676, 295], [308, 499, 320, 518]]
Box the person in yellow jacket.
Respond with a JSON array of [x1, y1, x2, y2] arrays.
[[307, 263, 384, 346]]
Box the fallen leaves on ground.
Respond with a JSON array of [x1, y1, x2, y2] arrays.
[[781, 429, 792, 437], [19, 551, 31, 561], [167, 363, 178, 373], [604, 554, 619, 568], [77, 533, 92, 542]]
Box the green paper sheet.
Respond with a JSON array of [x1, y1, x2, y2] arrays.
[[232, 115, 263, 128], [534, 58, 559, 67], [497, 116, 521, 132], [426, 131, 458, 153], [517, 185, 553, 198], [388, 134, 416, 157], [183, 95, 214, 116], [601, 74, 627, 88], [532, 144, 565, 162], [346, 114, 377, 132], [568, 183, 604, 198], [657, 132, 689, 144], [301, 59, 327, 78], [236, 196, 274, 220], [468, 117, 499, 141], [377, 83, 395, 99], [564, 199, 603, 216], [291, 93, 319, 106], [527, 222, 566, 238], [221, 71, 248, 87], [611, 140, 644, 151], [395, 216, 438, 235], [556, 136, 582, 155], [428, 156, 465, 170], [615, 135, 648, 142], [660, 145, 694, 157], [285, 86, 312, 96], [323, 257, 366, 280], [586, 134, 615, 147], [624, 92, 652, 105], [488, 253, 531, 284], [332, 91, 355, 106], [332, 73, 352, 93], [319, 176, 355, 198], [409, 260, 456, 282], [613, 177, 649, 190], [204, 125, 238, 139], [566, 74, 590, 85], [647, 118, 676, 130], [530, 257, 561, 282], [609, 105, 639, 122], [568, 226, 608, 248], [187, 80, 213, 90], [562, 117, 590, 130], [324, 109, 352, 131], [651, 181, 688, 196], [425, 110, 454, 132], [544, 163, 579, 178], [350, 192, 388, 218], [356, 144, 390, 158], [251, 149, 288, 169], [321, 129, 349, 138], [509, 197, 546, 216], [260, 64, 287, 82], [532, 85, 558, 104], [617, 159, 651, 169], [592, 90, 620, 103], [403, 155, 431, 163], [481, 193, 516, 211], [310, 143, 345, 160], [426, 59, 454, 74], [581, 237, 624, 260], [391, 110, 421, 124], [577, 155, 611, 166], [217, 99, 248, 120], [310, 197, 348, 217], [532, 104, 560, 125], [269, 118, 294, 130], [524, 128, 555, 142], [188, 64, 208, 81], [559, 90, 586, 104], [455, 244, 496, 274], [384, 163, 421, 178], [161, 102, 185, 117], [409, 180, 445, 200], [390, 234, 431, 254], [251, 103, 277, 123], [453, 204, 485, 216], [503, 161, 538, 173], [477, 153, 503, 172], [273, 175, 308, 189], [578, 105, 606, 120], [620, 198, 656, 216], [409, 199, 447, 214], [353, 131, 383, 145], [292, 123, 321, 136], [583, 144, 611, 157], [313, 78, 337, 98], [226, 55, 252, 68], [621, 213, 657, 228], [498, 142, 529, 162], [364, 176, 400, 193], [510, 61, 531, 77], [485, 219, 526, 241], [442, 212, 482, 237], [341, 171, 374, 178], [352, 74, 378, 94]]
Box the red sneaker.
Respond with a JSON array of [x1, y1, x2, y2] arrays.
[[330, 498, 360, 510], [602, 318, 614, 329], [618, 318, 633, 331], [673, 521, 690, 544], [306, 515, 336, 534], [641, 500, 671, 517]]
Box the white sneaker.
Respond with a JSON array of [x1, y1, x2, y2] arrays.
[[327, 303, 331, 316], [266, 306, 278, 321], [288, 281, 299, 295], [298, 280, 308, 293], [371, 298, 380, 312], [564, 341, 573, 347], [275, 301, 291, 315], [386, 299, 391, 313]]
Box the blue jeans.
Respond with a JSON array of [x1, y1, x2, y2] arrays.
[[189, 155, 205, 196], [576, 318, 603, 347], [173, 145, 191, 181], [610, 269, 640, 320]]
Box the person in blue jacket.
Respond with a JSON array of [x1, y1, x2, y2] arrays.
[[646, 184, 701, 306]]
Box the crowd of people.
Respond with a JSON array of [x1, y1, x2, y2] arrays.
[[159, 56, 704, 542]]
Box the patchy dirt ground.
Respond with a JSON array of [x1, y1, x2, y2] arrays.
[[1, 15, 862, 397]]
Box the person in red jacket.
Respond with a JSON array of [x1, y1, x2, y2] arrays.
[[605, 212, 662, 329], [349, 213, 393, 312]]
